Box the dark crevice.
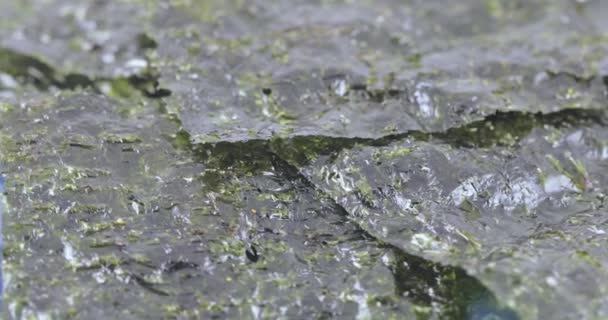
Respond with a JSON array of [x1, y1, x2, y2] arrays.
[[268, 108, 606, 166], [131, 273, 171, 296], [0, 47, 61, 90], [438, 107, 605, 148], [0, 47, 171, 98], [392, 250, 519, 320], [124, 73, 172, 98], [161, 260, 199, 273], [136, 33, 158, 50]]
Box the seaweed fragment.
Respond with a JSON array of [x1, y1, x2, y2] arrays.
[[161, 260, 199, 273], [438, 108, 605, 148], [392, 250, 518, 320], [245, 245, 259, 263]]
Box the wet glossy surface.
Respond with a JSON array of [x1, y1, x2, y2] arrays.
[[1, 1, 608, 319]]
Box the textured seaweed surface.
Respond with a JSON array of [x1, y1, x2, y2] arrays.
[[1, 1, 608, 319]]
